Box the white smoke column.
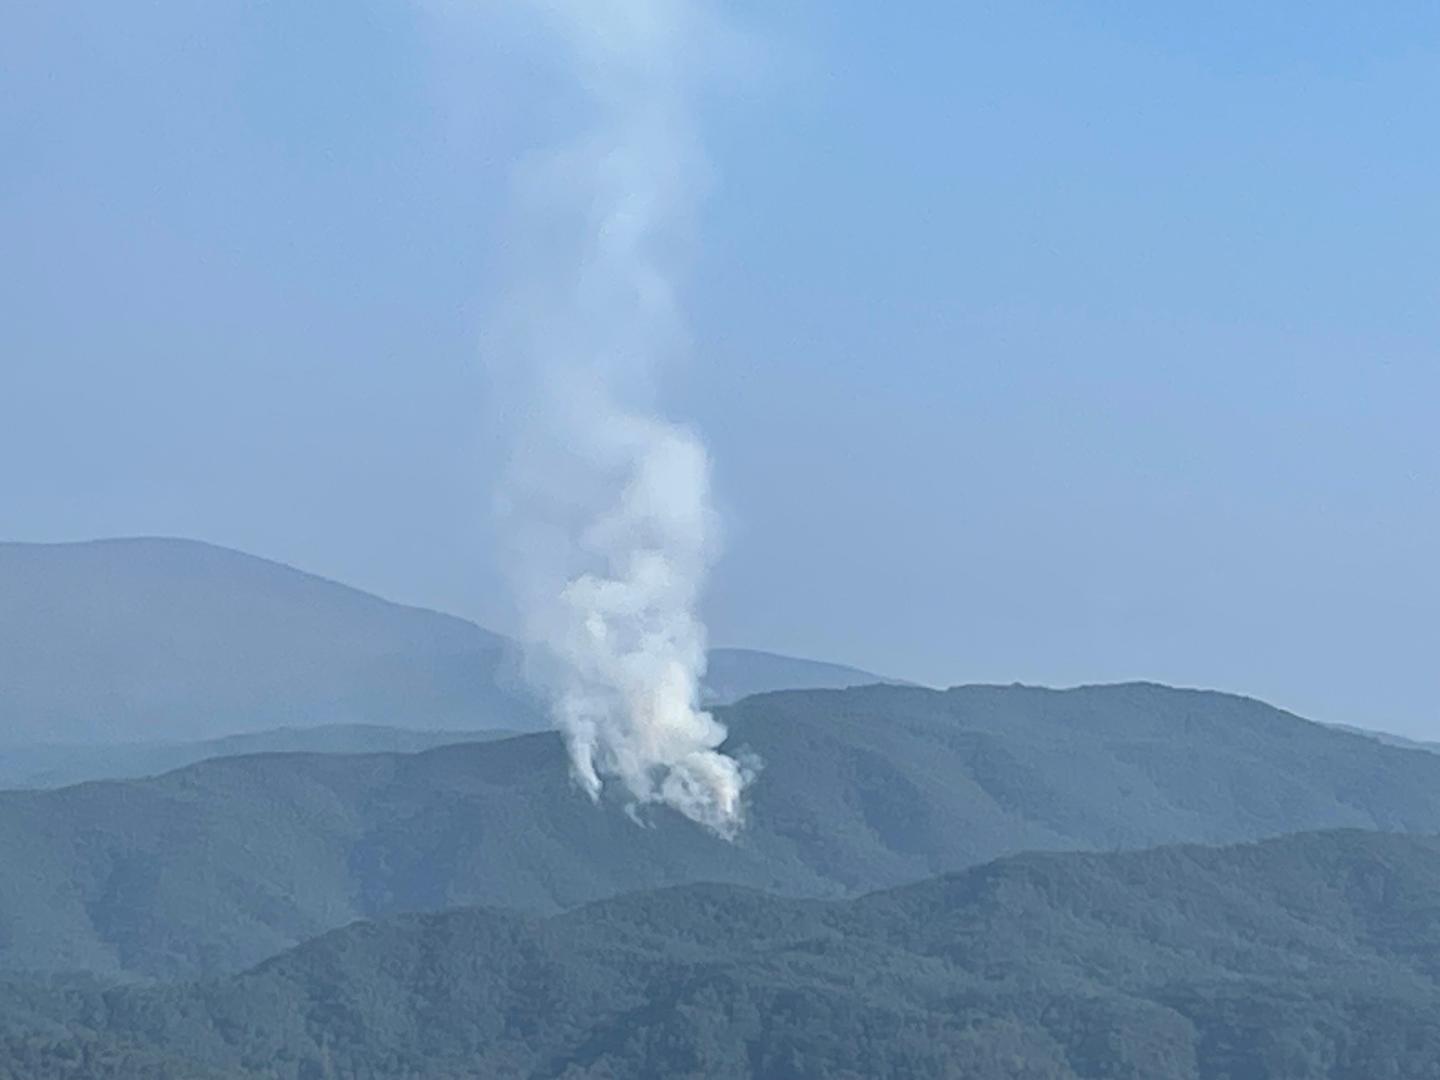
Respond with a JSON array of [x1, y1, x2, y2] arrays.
[[492, 0, 753, 836]]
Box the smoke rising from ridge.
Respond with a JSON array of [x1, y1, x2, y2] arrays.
[[490, 0, 753, 836]]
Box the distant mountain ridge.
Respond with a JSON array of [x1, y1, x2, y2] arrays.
[[0, 724, 518, 791], [1327, 720, 1440, 755], [0, 537, 898, 745], [5, 682, 1440, 981], [0, 538, 527, 743], [700, 647, 909, 704], [5, 829, 1440, 1078]]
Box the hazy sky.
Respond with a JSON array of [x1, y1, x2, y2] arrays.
[[3, 3, 1437, 736]]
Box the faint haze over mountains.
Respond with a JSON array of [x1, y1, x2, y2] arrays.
[[0, 538, 897, 746], [2, 2, 1437, 734]]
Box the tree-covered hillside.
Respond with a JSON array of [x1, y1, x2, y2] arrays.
[[4, 830, 1440, 1079], [3, 682, 1440, 981]]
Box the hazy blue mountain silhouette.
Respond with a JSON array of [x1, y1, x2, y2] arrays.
[[0, 538, 896, 747], [0, 724, 519, 790], [700, 647, 908, 705]]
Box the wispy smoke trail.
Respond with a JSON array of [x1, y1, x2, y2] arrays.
[[491, 0, 753, 836]]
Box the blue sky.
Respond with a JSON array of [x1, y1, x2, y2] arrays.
[[2, 2, 1437, 735]]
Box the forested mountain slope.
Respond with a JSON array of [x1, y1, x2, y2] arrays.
[[4, 830, 1439, 1079], [2, 682, 1438, 981]]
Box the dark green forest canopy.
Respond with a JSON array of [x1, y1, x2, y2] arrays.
[[4, 830, 1440, 1079], [3, 682, 1440, 981]]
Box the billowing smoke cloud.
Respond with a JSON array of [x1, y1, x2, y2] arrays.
[[489, 0, 753, 836]]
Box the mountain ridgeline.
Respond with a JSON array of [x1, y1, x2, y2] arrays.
[[2, 682, 1439, 982], [3, 830, 1440, 1078], [0, 538, 894, 748], [0, 538, 528, 743], [0, 725, 520, 792], [4, 538, 1438, 1077]]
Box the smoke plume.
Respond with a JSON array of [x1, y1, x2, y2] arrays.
[[491, 0, 753, 836]]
